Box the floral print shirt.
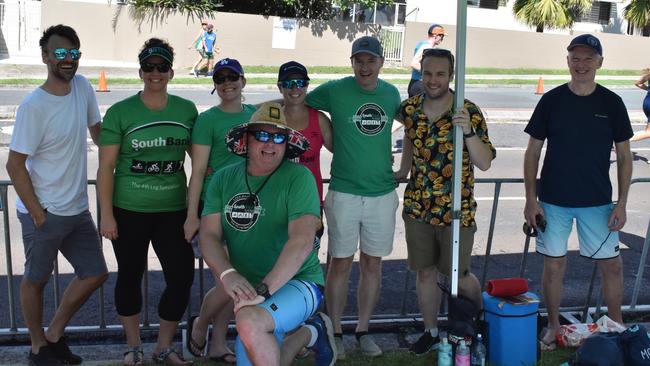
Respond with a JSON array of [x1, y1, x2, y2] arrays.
[[399, 94, 496, 227]]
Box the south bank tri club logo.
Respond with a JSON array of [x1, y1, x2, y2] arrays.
[[353, 103, 388, 136], [225, 193, 262, 231]]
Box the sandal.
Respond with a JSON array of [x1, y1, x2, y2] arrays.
[[538, 327, 558, 351], [123, 346, 144, 365], [209, 352, 236, 364], [153, 348, 193, 365], [186, 315, 206, 357]]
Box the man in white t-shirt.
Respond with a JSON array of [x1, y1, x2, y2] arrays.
[[5, 24, 108, 366]]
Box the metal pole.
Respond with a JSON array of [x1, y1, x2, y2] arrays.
[[519, 235, 531, 278], [450, 0, 468, 298], [481, 182, 501, 286], [2, 186, 17, 331]]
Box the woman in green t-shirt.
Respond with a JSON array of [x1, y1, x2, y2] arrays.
[[184, 58, 254, 363], [97, 38, 196, 365]]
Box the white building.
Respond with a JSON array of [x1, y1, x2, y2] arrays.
[[333, 0, 641, 35]]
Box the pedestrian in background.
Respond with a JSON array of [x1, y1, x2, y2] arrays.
[[97, 37, 197, 365], [631, 68, 650, 142], [189, 20, 208, 78]]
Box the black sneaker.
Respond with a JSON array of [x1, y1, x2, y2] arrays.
[[28, 345, 64, 366], [409, 332, 440, 355], [48, 337, 82, 364]]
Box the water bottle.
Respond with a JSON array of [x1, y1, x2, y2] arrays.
[[455, 340, 470, 366], [437, 333, 453, 366], [470, 333, 487, 366]]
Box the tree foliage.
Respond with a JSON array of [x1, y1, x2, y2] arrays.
[[513, 0, 592, 32], [624, 0, 650, 31], [121, 0, 396, 21]]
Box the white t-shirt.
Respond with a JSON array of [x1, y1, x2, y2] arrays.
[[10, 75, 101, 216]]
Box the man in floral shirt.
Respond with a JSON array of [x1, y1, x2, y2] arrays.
[[394, 48, 496, 355]]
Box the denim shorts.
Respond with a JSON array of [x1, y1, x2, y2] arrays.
[[18, 210, 108, 282]]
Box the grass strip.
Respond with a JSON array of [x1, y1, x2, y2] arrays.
[[0, 77, 636, 87]]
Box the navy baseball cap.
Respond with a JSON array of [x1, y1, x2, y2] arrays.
[[213, 58, 244, 76], [567, 34, 602, 56], [278, 61, 309, 81]]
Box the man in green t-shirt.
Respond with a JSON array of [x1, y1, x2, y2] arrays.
[[305, 36, 401, 359], [200, 102, 336, 366]]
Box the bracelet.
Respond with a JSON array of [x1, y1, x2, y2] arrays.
[[219, 268, 237, 281]]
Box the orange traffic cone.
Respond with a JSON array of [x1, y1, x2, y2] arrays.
[[535, 76, 544, 95], [96, 71, 110, 92]]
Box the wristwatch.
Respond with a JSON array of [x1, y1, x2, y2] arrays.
[[463, 128, 476, 139], [255, 282, 271, 300]]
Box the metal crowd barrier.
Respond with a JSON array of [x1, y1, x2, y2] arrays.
[[1, 178, 649, 336]]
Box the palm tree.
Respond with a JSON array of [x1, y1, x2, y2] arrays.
[[513, 0, 592, 32], [624, 0, 650, 34]]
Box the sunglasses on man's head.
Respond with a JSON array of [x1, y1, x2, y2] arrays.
[[140, 63, 171, 73], [248, 130, 288, 144], [214, 73, 241, 84], [53, 48, 82, 60], [279, 79, 309, 89]]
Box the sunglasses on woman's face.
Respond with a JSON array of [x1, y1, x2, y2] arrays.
[[140, 63, 171, 73], [53, 48, 82, 60], [214, 73, 241, 84], [279, 79, 309, 89], [248, 130, 288, 144]]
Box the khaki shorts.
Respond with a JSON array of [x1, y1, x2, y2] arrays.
[[324, 190, 398, 258], [403, 213, 476, 277]]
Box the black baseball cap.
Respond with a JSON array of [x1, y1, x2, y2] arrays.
[[278, 61, 310, 81]]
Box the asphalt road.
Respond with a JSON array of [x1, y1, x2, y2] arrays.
[[0, 86, 647, 110], [0, 87, 649, 334]]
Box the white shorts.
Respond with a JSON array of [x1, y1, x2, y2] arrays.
[[324, 190, 398, 258]]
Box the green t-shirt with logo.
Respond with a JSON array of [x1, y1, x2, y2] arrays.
[[202, 160, 323, 287], [306, 76, 401, 196], [192, 104, 256, 199], [100, 93, 198, 212]]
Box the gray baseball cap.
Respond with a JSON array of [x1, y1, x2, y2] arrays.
[[350, 36, 383, 58]]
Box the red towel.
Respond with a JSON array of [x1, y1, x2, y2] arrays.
[[486, 278, 528, 297]]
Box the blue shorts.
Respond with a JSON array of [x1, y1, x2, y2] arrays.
[[535, 202, 620, 259], [18, 210, 108, 282], [235, 279, 322, 365]]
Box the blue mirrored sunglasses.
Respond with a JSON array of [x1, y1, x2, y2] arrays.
[[248, 130, 288, 144], [279, 79, 309, 89], [53, 48, 82, 60]]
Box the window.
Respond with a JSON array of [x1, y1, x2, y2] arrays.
[[577, 1, 615, 25], [467, 0, 500, 9], [332, 1, 406, 26]]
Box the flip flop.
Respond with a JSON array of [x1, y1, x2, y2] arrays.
[[538, 327, 558, 351], [209, 352, 236, 364], [186, 315, 206, 357]]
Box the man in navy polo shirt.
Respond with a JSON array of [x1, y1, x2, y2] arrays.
[[524, 34, 633, 349]]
